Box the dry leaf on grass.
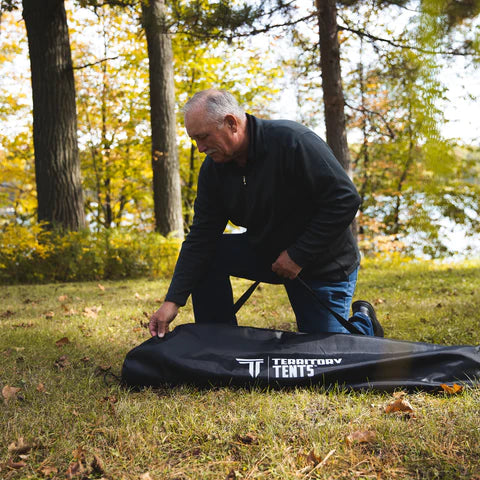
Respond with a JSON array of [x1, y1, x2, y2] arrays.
[[2, 385, 21, 402], [97, 283, 105, 291], [90, 454, 105, 475], [36, 382, 46, 393], [140, 473, 154, 480], [236, 432, 258, 445], [55, 337, 71, 348], [39, 464, 58, 476], [6, 458, 27, 469], [83, 306, 101, 318], [384, 397, 415, 416], [54, 355, 71, 370], [345, 430, 377, 446], [8, 437, 36, 454], [45, 311, 55, 319], [440, 383, 463, 395], [58, 295, 68, 302]]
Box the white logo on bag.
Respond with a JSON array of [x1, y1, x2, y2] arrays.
[[236, 358, 264, 378], [235, 357, 343, 379]]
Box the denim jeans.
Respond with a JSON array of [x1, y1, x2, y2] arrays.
[[191, 233, 373, 335]]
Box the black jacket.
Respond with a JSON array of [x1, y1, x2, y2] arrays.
[[166, 114, 361, 306]]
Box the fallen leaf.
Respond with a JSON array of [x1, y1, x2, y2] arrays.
[[36, 383, 46, 393], [384, 398, 415, 415], [2, 385, 21, 402], [134, 293, 141, 300], [45, 311, 55, 319], [12, 322, 35, 329], [39, 464, 58, 476], [66, 460, 85, 478], [345, 430, 377, 446], [55, 337, 71, 348], [90, 454, 105, 475], [8, 437, 34, 454], [226, 470, 236, 479], [440, 383, 463, 395], [61, 304, 76, 314], [83, 306, 101, 318], [95, 364, 111, 376], [140, 473, 154, 480], [236, 432, 258, 445], [306, 449, 321, 465], [58, 295, 68, 302], [97, 283, 105, 291], [54, 355, 70, 370], [393, 391, 407, 399], [0, 309, 15, 319], [6, 458, 26, 469]]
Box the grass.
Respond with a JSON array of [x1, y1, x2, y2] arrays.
[[1, 259, 480, 479]]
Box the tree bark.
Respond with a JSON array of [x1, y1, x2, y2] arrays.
[[142, 0, 184, 239], [316, 0, 351, 175], [316, 0, 357, 238], [22, 0, 85, 230]]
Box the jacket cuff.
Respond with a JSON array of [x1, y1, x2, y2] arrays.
[[286, 246, 312, 269], [165, 291, 189, 307]]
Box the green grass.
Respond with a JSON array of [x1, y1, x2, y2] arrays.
[[1, 259, 480, 479]]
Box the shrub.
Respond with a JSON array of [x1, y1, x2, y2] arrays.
[[0, 223, 180, 284]]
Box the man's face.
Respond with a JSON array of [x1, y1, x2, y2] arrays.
[[185, 108, 237, 164]]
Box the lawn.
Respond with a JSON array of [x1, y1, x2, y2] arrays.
[[1, 259, 480, 479]]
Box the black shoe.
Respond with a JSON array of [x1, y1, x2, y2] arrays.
[[352, 300, 384, 337]]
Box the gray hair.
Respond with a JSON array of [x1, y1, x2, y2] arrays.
[[183, 89, 245, 125]]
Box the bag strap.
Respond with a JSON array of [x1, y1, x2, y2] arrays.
[[233, 280, 261, 314], [233, 277, 363, 335], [295, 277, 363, 335]]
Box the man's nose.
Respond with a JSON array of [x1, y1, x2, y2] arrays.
[[196, 141, 206, 153]]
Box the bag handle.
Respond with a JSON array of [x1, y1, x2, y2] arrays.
[[233, 277, 363, 335]]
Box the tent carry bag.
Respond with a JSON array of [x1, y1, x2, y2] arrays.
[[121, 323, 480, 391], [122, 279, 480, 391]]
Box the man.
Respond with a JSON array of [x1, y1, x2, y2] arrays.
[[149, 89, 383, 338]]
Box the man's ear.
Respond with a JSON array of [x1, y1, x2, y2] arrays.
[[225, 114, 238, 132]]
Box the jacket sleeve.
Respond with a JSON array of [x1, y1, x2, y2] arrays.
[[286, 132, 361, 268], [165, 159, 227, 306]]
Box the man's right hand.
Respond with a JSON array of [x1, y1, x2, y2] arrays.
[[149, 301, 179, 338]]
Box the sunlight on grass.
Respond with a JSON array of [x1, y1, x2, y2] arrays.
[[1, 260, 479, 479]]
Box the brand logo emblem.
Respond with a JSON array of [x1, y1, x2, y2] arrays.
[[236, 358, 264, 378]]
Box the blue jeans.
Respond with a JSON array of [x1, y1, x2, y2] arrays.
[[191, 234, 373, 335]]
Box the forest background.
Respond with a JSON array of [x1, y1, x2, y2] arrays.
[[0, 0, 479, 284]]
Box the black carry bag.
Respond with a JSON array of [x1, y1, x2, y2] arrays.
[[121, 323, 480, 391]]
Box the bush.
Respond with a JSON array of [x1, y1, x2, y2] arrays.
[[0, 223, 181, 284]]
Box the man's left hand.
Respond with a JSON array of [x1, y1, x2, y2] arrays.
[[272, 250, 302, 279]]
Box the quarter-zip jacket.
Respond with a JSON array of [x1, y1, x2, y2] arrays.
[[165, 114, 361, 306]]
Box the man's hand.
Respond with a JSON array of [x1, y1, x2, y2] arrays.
[[149, 301, 179, 338], [272, 250, 302, 279]]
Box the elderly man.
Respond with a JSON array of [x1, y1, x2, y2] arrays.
[[149, 89, 383, 338]]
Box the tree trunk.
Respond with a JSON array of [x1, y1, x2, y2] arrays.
[[316, 0, 357, 238], [142, 0, 184, 239], [22, 0, 85, 230], [316, 0, 351, 175]]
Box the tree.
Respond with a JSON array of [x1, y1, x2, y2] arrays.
[[315, 0, 351, 175], [71, 6, 153, 230], [142, 0, 183, 238], [22, 0, 85, 230]]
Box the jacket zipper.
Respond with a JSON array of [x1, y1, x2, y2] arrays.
[[242, 175, 247, 186]]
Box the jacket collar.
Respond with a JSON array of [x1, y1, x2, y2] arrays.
[[246, 113, 267, 166]]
